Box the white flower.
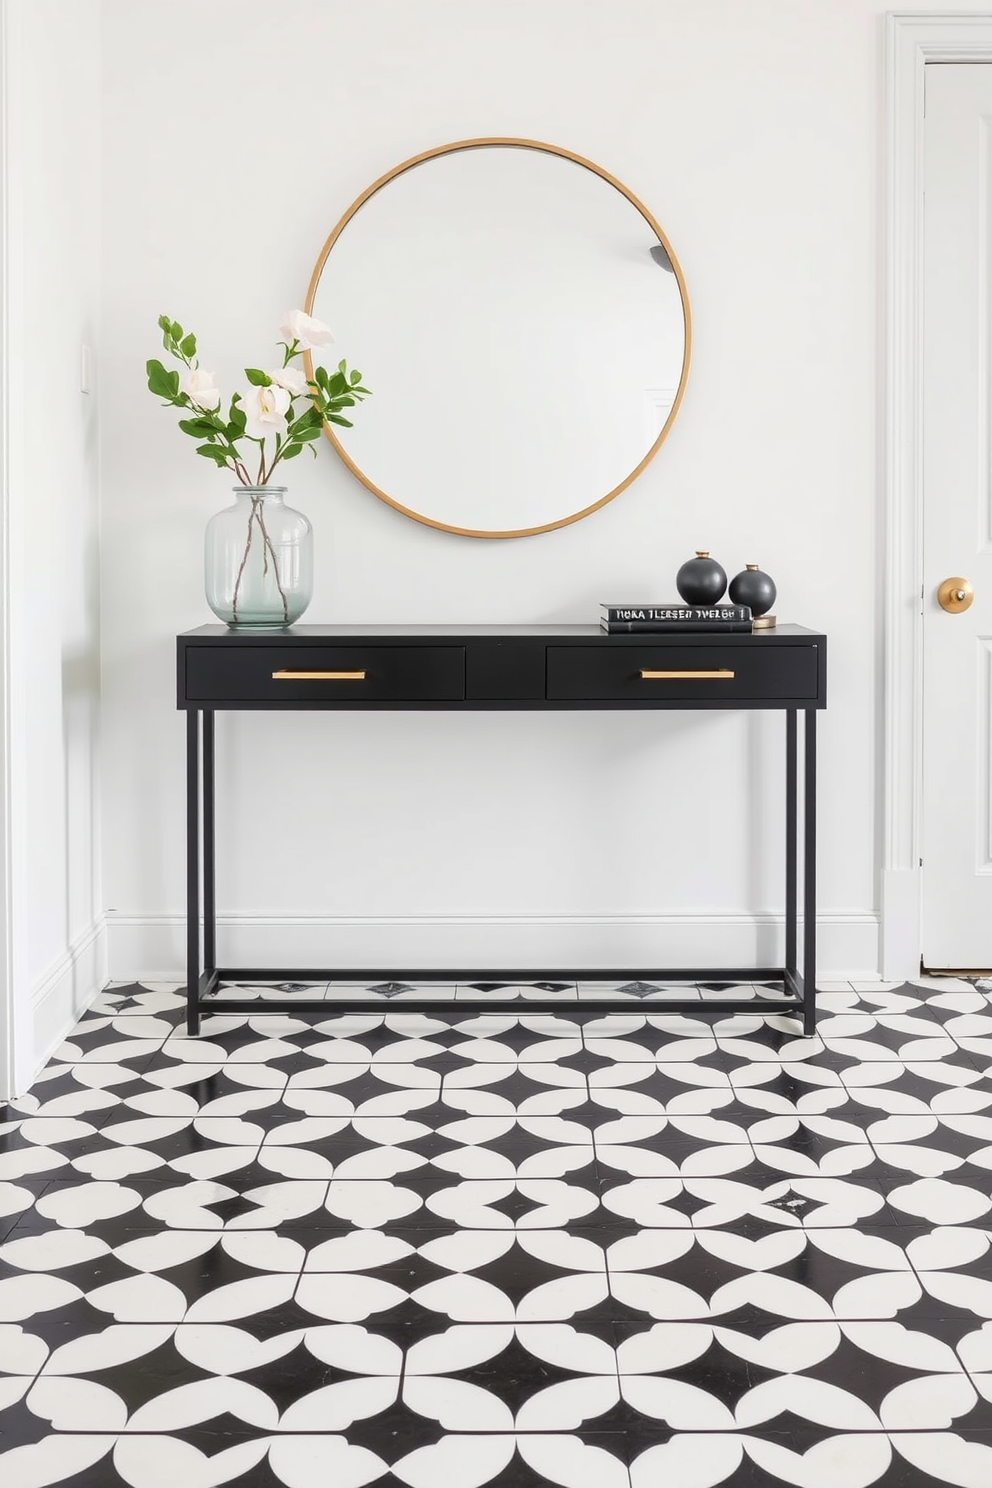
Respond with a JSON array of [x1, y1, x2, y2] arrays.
[[180, 367, 221, 412], [279, 309, 334, 350], [269, 365, 309, 397], [241, 383, 291, 440]]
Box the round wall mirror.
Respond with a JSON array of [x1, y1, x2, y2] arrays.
[[305, 139, 691, 538]]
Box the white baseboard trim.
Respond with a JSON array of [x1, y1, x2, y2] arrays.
[[881, 867, 922, 980], [106, 911, 880, 984], [27, 915, 107, 1086]]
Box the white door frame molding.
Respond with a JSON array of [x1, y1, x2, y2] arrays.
[[883, 11, 992, 978], [0, 0, 13, 1097]]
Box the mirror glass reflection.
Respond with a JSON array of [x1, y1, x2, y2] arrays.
[[308, 142, 690, 536]]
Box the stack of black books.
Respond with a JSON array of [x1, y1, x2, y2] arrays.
[[600, 603, 753, 634]]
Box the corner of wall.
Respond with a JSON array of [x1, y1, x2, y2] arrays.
[[0, 0, 106, 1099], [0, 0, 15, 1101], [28, 915, 107, 1087]]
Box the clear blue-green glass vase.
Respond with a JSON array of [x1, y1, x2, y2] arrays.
[[204, 487, 313, 628]]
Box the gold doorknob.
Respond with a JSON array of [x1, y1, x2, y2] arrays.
[[937, 578, 974, 613]]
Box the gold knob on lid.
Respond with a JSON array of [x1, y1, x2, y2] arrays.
[[746, 564, 758, 571], [695, 550, 709, 558]]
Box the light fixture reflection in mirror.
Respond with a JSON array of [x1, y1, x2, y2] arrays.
[[306, 139, 691, 538]]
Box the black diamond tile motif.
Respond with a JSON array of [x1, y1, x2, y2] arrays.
[[485, 1185, 553, 1225], [464, 983, 573, 994], [5, 978, 992, 1485], [617, 982, 664, 997], [366, 982, 417, 998]]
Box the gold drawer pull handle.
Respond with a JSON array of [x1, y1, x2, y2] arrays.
[[272, 669, 367, 681], [640, 669, 736, 680]]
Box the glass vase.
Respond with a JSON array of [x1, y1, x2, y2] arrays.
[[204, 487, 313, 628]]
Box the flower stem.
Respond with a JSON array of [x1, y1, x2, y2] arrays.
[[254, 499, 289, 623], [230, 501, 257, 624], [265, 432, 284, 485]]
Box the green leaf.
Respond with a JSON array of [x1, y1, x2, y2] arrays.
[[294, 425, 322, 443], [328, 372, 347, 397], [146, 358, 176, 399], [338, 359, 347, 374], [166, 368, 180, 397], [178, 418, 218, 439], [244, 368, 271, 387], [170, 320, 183, 342], [281, 443, 303, 460], [349, 369, 362, 385], [227, 406, 247, 439], [158, 314, 173, 334], [196, 444, 231, 466], [286, 406, 323, 436], [326, 414, 353, 428], [180, 332, 197, 358]]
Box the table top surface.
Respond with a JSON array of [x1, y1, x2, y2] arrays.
[[178, 622, 824, 642]]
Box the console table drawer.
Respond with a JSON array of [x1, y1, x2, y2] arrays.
[[546, 644, 819, 701], [185, 645, 466, 703]]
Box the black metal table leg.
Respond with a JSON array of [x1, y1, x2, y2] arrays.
[[803, 707, 817, 1034], [202, 710, 216, 981], [186, 709, 201, 1036], [786, 709, 798, 979]]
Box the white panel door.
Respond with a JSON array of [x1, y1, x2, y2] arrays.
[[922, 64, 992, 969]]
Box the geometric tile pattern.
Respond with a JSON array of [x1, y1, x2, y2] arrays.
[[2, 976, 992, 1485], [205, 977, 806, 1004]]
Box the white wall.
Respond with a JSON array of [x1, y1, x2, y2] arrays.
[[1, 0, 103, 1094], [98, 0, 964, 983]]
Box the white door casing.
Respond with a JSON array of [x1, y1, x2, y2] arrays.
[[884, 15, 992, 980], [921, 63, 992, 968], [0, 0, 12, 1097]]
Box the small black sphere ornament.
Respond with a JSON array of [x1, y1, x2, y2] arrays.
[[729, 563, 776, 618], [676, 550, 727, 606]]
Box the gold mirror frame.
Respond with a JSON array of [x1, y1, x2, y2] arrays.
[[304, 138, 692, 539]]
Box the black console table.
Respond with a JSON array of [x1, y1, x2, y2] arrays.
[[177, 623, 826, 1035]]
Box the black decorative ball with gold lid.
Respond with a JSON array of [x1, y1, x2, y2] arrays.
[[675, 551, 727, 606], [729, 563, 776, 618]]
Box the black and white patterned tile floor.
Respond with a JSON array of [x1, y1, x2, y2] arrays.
[[3, 977, 992, 1485]]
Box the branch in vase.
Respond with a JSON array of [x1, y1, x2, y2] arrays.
[[254, 500, 289, 623]]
